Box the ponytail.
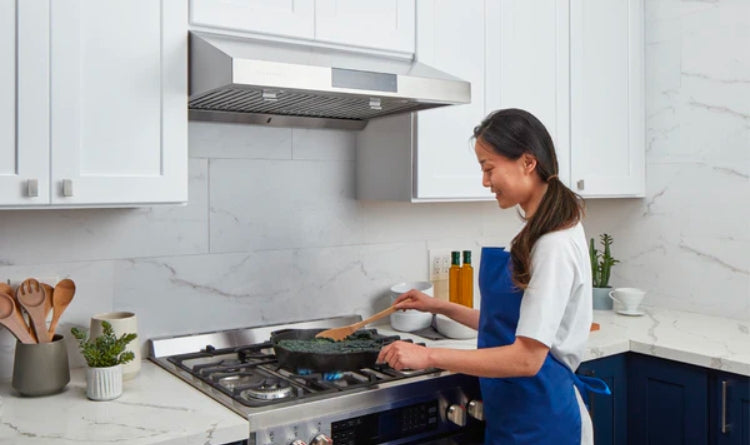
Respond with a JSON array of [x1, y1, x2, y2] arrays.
[[509, 176, 584, 288], [473, 109, 584, 289]]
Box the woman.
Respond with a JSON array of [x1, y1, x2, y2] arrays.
[[377, 109, 608, 444]]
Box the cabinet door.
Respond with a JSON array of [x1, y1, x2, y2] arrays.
[[0, 0, 49, 206], [570, 0, 645, 197], [628, 354, 709, 444], [50, 0, 187, 205], [315, 0, 415, 54], [189, 0, 314, 40], [413, 0, 491, 200], [577, 354, 627, 445], [714, 372, 749, 445], [485, 0, 571, 189]]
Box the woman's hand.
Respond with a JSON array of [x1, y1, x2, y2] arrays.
[[392, 289, 444, 313], [377, 341, 431, 370]]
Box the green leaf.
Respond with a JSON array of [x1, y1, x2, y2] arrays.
[[70, 320, 137, 368]]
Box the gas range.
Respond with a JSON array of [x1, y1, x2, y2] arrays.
[[150, 316, 484, 445]]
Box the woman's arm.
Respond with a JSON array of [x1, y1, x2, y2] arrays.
[[377, 336, 549, 378], [438, 302, 480, 330], [393, 289, 481, 330]]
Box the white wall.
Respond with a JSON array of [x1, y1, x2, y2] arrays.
[[0, 0, 747, 380], [584, 0, 749, 319]]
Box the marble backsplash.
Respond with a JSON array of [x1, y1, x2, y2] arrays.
[[0, 0, 747, 380]]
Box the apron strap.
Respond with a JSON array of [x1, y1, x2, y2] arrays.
[[548, 353, 612, 411]]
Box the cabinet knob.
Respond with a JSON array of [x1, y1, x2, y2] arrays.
[[25, 179, 39, 197], [62, 179, 74, 197], [467, 400, 484, 421], [446, 404, 466, 426], [577, 179, 585, 190]]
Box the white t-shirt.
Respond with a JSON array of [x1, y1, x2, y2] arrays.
[[515, 221, 592, 371]]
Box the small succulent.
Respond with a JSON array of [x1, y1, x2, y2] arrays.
[[71, 321, 137, 368], [590, 233, 619, 288]]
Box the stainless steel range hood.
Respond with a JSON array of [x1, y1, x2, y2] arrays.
[[188, 32, 471, 130]]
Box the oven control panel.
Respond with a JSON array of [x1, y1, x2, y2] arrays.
[[248, 374, 483, 445], [331, 400, 439, 444], [251, 401, 442, 445]]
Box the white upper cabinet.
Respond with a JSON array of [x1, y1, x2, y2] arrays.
[[189, 0, 315, 40], [357, 0, 490, 202], [485, 0, 571, 190], [358, 0, 644, 201], [315, 0, 415, 54], [189, 0, 415, 55], [0, 0, 187, 208], [0, 0, 50, 206], [49, 0, 187, 206], [570, 0, 645, 197], [413, 0, 488, 199]]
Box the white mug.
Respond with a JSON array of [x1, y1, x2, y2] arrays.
[[608, 288, 646, 313], [90, 312, 141, 380]]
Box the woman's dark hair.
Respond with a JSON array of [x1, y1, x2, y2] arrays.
[[473, 108, 584, 289]]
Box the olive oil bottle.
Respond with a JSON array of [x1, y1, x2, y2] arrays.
[[449, 251, 461, 304], [459, 250, 473, 308]]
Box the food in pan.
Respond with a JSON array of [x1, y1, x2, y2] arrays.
[[276, 331, 383, 354]]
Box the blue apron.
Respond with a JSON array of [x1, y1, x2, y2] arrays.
[[477, 247, 610, 445]]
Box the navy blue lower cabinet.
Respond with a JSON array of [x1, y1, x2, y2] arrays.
[[577, 354, 627, 445], [713, 371, 750, 445], [628, 354, 709, 445]]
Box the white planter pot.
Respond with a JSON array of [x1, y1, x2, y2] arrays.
[[86, 364, 123, 401]]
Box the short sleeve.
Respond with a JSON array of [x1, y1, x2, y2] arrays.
[[515, 234, 577, 347]]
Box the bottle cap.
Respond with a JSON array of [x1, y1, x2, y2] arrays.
[[451, 251, 461, 265], [463, 250, 472, 264]]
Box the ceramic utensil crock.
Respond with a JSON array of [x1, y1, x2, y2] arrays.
[[12, 334, 70, 396]]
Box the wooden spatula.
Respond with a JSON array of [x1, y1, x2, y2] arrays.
[[0, 283, 35, 342], [315, 306, 399, 341], [15, 279, 50, 343]]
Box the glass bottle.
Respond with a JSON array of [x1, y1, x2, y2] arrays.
[[459, 250, 473, 308], [449, 251, 461, 304]]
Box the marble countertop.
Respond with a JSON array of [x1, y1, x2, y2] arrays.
[[1, 306, 748, 444], [382, 306, 750, 377], [0, 363, 248, 445]]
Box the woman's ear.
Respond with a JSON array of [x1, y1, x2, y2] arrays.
[[521, 153, 538, 174]]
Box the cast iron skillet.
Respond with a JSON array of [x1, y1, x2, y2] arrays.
[[270, 328, 396, 373]]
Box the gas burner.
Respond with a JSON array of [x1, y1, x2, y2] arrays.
[[241, 377, 294, 400], [214, 373, 266, 390]]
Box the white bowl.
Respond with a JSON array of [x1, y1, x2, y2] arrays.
[[389, 281, 434, 332], [434, 314, 477, 339], [390, 310, 433, 332]]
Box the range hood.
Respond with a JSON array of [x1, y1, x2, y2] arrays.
[[188, 32, 471, 130]]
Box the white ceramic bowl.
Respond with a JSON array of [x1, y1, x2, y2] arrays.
[[434, 314, 477, 339], [390, 310, 433, 332], [389, 281, 434, 332]]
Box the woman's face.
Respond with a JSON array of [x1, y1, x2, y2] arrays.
[[474, 138, 540, 211]]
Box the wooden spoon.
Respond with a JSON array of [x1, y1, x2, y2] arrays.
[[0, 283, 36, 342], [47, 279, 75, 340], [0, 292, 37, 344], [315, 306, 398, 341], [15, 279, 50, 343]]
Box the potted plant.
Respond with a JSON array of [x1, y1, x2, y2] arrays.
[[71, 321, 137, 400], [590, 233, 620, 310]]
